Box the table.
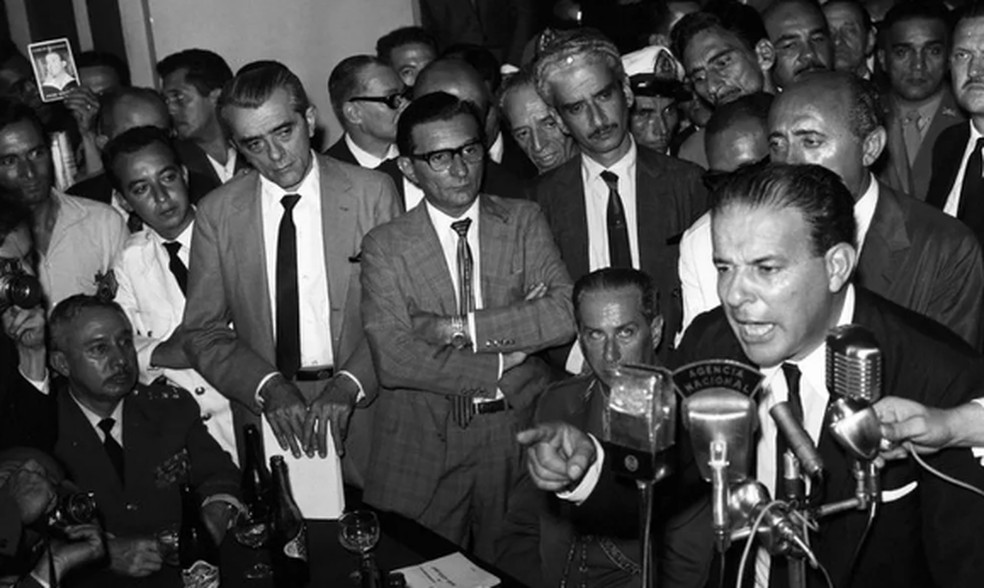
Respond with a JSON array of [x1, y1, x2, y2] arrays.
[[222, 506, 529, 587]]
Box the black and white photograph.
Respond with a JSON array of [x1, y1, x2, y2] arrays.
[[27, 37, 79, 102]]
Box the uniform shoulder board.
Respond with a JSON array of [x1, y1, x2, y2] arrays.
[[136, 376, 189, 401]]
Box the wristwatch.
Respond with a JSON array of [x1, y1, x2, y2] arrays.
[[449, 315, 470, 350]]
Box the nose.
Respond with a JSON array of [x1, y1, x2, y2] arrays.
[[770, 140, 794, 164], [447, 153, 469, 177], [797, 42, 818, 65], [969, 55, 984, 79], [603, 336, 621, 365], [531, 127, 546, 153], [706, 70, 725, 100], [587, 101, 608, 128], [721, 268, 753, 309], [268, 140, 285, 162], [151, 184, 169, 205]]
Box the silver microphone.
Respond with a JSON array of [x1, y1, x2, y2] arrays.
[[826, 324, 883, 402], [770, 402, 824, 480], [603, 364, 677, 483]]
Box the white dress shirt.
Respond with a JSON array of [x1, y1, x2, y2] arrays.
[[259, 156, 334, 369], [582, 139, 641, 272], [344, 133, 398, 169], [205, 147, 239, 184], [71, 394, 124, 445], [943, 121, 984, 217]]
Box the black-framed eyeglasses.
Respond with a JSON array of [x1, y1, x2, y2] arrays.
[[348, 88, 410, 110], [701, 155, 770, 193], [409, 139, 485, 172]]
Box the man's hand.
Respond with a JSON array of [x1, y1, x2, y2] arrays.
[[260, 375, 309, 458], [502, 351, 527, 372], [63, 86, 100, 135], [517, 422, 597, 492], [38, 523, 106, 583], [200, 501, 236, 545], [874, 397, 984, 459], [150, 327, 191, 369], [0, 458, 57, 524], [108, 536, 162, 577], [302, 375, 359, 458], [2, 305, 45, 350], [410, 312, 454, 346]]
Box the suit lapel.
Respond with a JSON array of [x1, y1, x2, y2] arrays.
[[319, 157, 356, 342], [478, 195, 513, 308], [884, 102, 914, 196], [122, 398, 156, 490], [406, 206, 458, 315], [913, 90, 965, 199], [555, 159, 590, 278], [635, 150, 664, 274], [926, 122, 969, 209], [57, 392, 125, 498], [229, 176, 276, 356], [856, 183, 909, 295]]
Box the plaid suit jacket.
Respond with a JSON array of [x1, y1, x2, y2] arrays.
[[360, 194, 575, 516]]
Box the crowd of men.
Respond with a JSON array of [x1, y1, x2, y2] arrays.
[[4, 0, 984, 586]]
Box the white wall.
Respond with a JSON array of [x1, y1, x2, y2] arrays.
[[120, 0, 416, 147]]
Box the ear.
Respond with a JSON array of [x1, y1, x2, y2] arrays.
[[622, 76, 635, 110], [304, 105, 317, 138], [181, 165, 190, 185], [650, 314, 665, 353], [824, 241, 857, 293], [50, 350, 70, 379], [95, 134, 109, 151], [115, 191, 133, 213], [755, 39, 776, 73], [341, 101, 361, 125], [861, 126, 887, 168], [397, 156, 419, 185], [208, 88, 221, 107]]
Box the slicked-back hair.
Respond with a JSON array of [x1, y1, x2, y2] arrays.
[[49, 294, 130, 354], [880, 0, 951, 46], [712, 163, 857, 256], [76, 50, 131, 87], [376, 26, 437, 64], [670, 2, 768, 63], [156, 48, 232, 96], [396, 91, 485, 157], [217, 62, 311, 131], [328, 55, 385, 120], [101, 126, 179, 192], [950, 0, 984, 31], [705, 91, 773, 139], [95, 86, 168, 137], [0, 98, 44, 140], [533, 28, 625, 108], [573, 268, 660, 326]]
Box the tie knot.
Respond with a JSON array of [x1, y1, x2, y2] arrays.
[[98, 418, 116, 435], [281, 194, 301, 211], [781, 362, 800, 379], [600, 170, 619, 190], [451, 218, 472, 238], [163, 241, 181, 256]]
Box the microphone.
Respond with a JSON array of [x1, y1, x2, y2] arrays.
[[602, 364, 677, 483], [826, 324, 883, 402], [727, 479, 818, 565], [770, 401, 824, 480], [683, 388, 757, 551]]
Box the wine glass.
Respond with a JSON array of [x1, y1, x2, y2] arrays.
[[232, 507, 273, 579], [339, 510, 381, 584]]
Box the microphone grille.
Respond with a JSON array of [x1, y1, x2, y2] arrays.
[[825, 324, 882, 401]]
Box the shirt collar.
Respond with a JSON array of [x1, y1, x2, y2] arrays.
[[489, 132, 505, 164], [260, 152, 319, 201], [970, 119, 984, 141], [580, 136, 637, 182], [425, 197, 481, 231], [150, 217, 195, 250], [853, 174, 879, 253], [901, 91, 943, 124], [70, 391, 125, 433], [344, 133, 397, 168]]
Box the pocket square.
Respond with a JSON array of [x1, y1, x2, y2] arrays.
[[348, 251, 362, 263]]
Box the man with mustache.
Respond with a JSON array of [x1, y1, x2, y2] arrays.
[[877, 1, 963, 202], [671, 2, 777, 167], [531, 29, 707, 362], [927, 4, 984, 247], [823, 0, 876, 80], [763, 0, 834, 90], [49, 295, 240, 587]]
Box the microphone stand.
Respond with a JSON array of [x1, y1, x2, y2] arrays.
[[638, 480, 655, 588], [781, 452, 807, 588]]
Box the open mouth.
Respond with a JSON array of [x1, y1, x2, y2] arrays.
[[734, 320, 776, 343]]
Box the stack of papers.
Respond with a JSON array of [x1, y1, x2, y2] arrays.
[[395, 553, 501, 588]]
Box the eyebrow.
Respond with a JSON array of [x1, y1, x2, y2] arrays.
[[239, 120, 294, 145], [707, 47, 739, 64]]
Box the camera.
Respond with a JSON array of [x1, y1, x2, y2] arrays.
[[48, 492, 98, 528], [0, 259, 42, 312]]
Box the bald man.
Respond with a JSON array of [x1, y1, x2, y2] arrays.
[[763, 0, 834, 89]]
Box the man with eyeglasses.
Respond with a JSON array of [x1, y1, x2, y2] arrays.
[[326, 56, 411, 209], [360, 91, 574, 561]]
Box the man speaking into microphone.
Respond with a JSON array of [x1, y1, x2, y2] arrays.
[[519, 163, 984, 588]]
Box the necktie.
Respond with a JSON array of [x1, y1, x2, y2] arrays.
[[902, 111, 924, 166], [768, 363, 803, 588], [600, 170, 632, 268], [98, 417, 125, 481], [276, 194, 301, 380], [162, 241, 188, 296], [451, 219, 475, 315], [957, 138, 984, 229]]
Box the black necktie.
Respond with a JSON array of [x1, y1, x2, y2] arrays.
[[600, 170, 632, 268], [276, 194, 301, 380], [98, 417, 125, 481], [451, 219, 475, 315], [769, 363, 803, 588], [957, 138, 984, 229], [162, 241, 188, 296]]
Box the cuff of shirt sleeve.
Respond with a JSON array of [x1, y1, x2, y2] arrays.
[[336, 370, 365, 403], [19, 366, 49, 395], [255, 372, 280, 407], [30, 571, 52, 588], [468, 311, 477, 352], [557, 434, 605, 505], [970, 399, 984, 464]]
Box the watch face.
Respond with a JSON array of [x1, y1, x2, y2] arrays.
[[451, 332, 469, 350]]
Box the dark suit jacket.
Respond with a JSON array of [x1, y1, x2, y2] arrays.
[[325, 137, 407, 209], [583, 289, 984, 588], [183, 156, 400, 473], [925, 121, 984, 246], [856, 182, 984, 349], [420, 0, 535, 65], [174, 139, 251, 193], [0, 335, 56, 453], [360, 194, 575, 517], [532, 146, 708, 360], [53, 381, 240, 588], [877, 89, 965, 201]]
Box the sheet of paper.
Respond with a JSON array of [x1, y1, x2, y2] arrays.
[[261, 415, 345, 519], [395, 553, 501, 588]]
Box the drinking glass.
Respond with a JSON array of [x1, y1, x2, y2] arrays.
[[232, 507, 273, 579], [338, 510, 380, 556]]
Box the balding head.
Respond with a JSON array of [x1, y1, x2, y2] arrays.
[[705, 92, 773, 172], [413, 58, 497, 143], [97, 87, 169, 143]]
